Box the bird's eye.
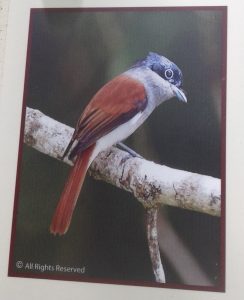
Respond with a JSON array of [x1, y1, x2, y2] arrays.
[[165, 69, 174, 80]]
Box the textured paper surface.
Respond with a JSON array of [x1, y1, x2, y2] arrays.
[[1, 1, 244, 300], [0, 0, 10, 94]]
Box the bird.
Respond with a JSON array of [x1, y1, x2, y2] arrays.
[[50, 52, 187, 235]]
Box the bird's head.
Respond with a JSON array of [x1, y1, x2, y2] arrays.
[[136, 52, 187, 103]]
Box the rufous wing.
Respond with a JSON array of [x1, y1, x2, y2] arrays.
[[69, 74, 147, 159]]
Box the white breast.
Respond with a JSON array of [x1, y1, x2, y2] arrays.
[[89, 111, 144, 164]]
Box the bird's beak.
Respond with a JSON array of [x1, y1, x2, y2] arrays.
[[173, 86, 187, 103]]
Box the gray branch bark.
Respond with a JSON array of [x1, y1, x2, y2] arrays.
[[24, 107, 221, 216]]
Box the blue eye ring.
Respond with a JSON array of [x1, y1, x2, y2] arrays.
[[165, 68, 174, 80]]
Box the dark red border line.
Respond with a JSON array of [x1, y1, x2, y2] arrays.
[[219, 6, 228, 293], [8, 6, 227, 293], [30, 6, 227, 12]]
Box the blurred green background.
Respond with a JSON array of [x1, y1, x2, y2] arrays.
[[11, 8, 226, 287]]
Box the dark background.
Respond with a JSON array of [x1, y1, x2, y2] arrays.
[[11, 8, 225, 288]]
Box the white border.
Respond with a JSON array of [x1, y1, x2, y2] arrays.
[[1, 0, 244, 299]]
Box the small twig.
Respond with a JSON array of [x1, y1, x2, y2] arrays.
[[146, 207, 165, 283]]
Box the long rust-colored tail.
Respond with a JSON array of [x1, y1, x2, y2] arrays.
[[50, 144, 95, 235]]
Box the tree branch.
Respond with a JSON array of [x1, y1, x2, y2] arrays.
[[24, 107, 222, 283], [24, 107, 221, 217]]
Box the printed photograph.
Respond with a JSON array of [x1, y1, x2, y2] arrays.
[[8, 7, 226, 291]]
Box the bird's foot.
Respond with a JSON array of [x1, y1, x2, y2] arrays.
[[116, 142, 143, 158]]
